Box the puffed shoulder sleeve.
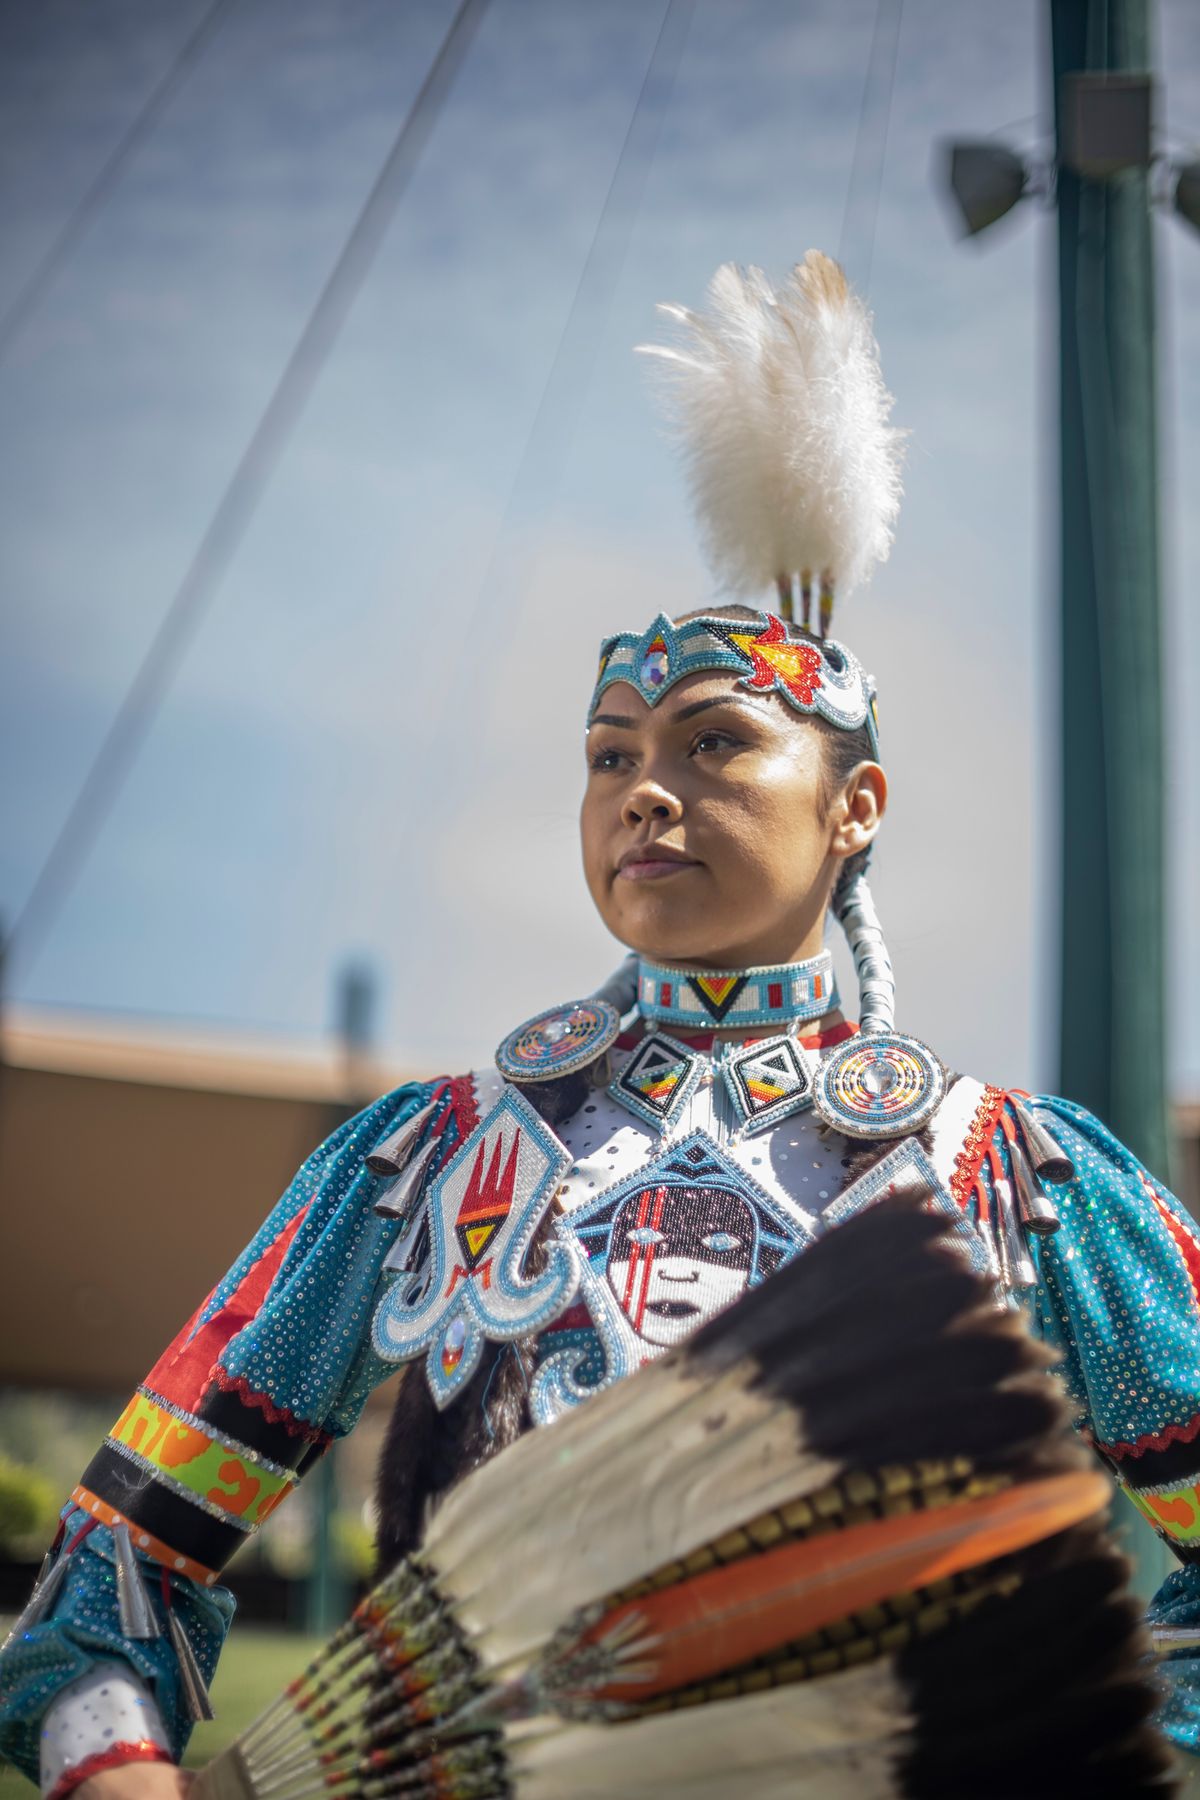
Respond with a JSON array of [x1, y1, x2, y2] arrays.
[[0, 1078, 448, 1784], [1017, 1094, 1200, 1755]]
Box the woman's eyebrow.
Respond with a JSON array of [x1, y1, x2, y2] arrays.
[[667, 694, 770, 724], [588, 693, 769, 732]]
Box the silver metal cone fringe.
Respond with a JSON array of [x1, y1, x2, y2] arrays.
[[1010, 1136, 1062, 1236], [375, 1135, 441, 1222], [169, 1606, 216, 1721], [994, 1172, 1036, 1291], [112, 1522, 160, 1640], [1010, 1097, 1075, 1185], [367, 1097, 441, 1178], [1, 1549, 71, 1649]]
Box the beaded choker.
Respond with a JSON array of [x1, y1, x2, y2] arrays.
[[636, 950, 837, 1030]]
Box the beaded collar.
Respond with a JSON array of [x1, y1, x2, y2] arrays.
[[636, 950, 837, 1030]]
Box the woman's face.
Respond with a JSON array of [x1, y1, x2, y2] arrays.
[[580, 670, 884, 970]]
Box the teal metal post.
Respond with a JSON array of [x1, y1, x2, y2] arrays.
[[1051, 0, 1169, 1183], [1052, 0, 1170, 1603], [306, 1445, 345, 1636]]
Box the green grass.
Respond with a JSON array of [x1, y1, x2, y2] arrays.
[[0, 1628, 321, 1793], [182, 1628, 322, 1770]]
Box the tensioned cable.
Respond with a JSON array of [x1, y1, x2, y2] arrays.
[[837, 0, 904, 292], [7, 0, 489, 980], [0, 0, 235, 362], [429, 0, 695, 720]]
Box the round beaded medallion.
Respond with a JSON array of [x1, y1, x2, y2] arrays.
[[811, 1032, 946, 1139], [496, 999, 621, 1084]]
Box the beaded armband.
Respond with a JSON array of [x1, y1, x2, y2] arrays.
[[74, 1388, 300, 1587], [1123, 1461, 1200, 1556]]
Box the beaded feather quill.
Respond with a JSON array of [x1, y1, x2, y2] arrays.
[[638, 253, 904, 620], [191, 1203, 1172, 1800]]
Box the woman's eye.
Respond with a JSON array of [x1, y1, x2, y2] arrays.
[[693, 730, 737, 755], [588, 746, 624, 772], [627, 1226, 666, 1246], [701, 1231, 742, 1253]]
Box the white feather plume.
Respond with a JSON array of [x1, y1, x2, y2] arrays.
[[637, 252, 905, 600]]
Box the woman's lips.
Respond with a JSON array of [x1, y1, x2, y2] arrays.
[[616, 856, 699, 882]]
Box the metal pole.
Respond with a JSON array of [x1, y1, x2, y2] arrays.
[[1052, 0, 1171, 1605], [304, 964, 378, 1634], [1051, 0, 1169, 1181], [306, 1447, 343, 1637]]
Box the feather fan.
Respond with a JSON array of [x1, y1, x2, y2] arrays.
[[191, 1202, 1174, 1800], [638, 252, 905, 603]]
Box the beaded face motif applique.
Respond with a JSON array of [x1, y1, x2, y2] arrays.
[[372, 1088, 579, 1409], [530, 1130, 811, 1425]]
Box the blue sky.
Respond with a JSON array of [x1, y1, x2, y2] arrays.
[[1, 0, 1197, 1095]]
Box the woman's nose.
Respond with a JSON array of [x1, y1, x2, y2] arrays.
[[621, 780, 683, 829]]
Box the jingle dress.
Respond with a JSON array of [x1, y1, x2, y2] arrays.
[[4, 983, 1200, 1790]]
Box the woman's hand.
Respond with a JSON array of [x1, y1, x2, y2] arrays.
[[76, 1764, 194, 1799]]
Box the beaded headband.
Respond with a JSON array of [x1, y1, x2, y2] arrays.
[[588, 609, 880, 762]]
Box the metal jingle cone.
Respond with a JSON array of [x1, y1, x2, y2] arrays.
[[1010, 1097, 1075, 1185], [1, 1547, 72, 1649], [367, 1099, 441, 1178], [995, 1174, 1037, 1290], [1010, 1137, 1061, 1236], [990, 1202, 1011, 1292], [168, 1606, 216, 1721], [112, 1521, 160, 1640], [383, 1199, 431, 1275], [375, 1136, 441, 1221]]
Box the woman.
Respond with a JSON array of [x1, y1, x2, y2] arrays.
[[3, 254, 1198, 1794]]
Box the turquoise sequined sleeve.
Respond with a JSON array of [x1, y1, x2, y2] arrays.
[[1019, 1095, 1200, 1755], [0, 1080, 443, 1781]]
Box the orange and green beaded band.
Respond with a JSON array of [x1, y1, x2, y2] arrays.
[[74, 1386, 301, 1583], [1125, 1476, 1200, 1548], [108, 1389, 295, 1526]]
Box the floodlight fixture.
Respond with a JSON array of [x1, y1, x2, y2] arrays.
[[943, 141, 1029, 238], [1060, 72, 1153, 177], [1175, 160, 1200, 234]]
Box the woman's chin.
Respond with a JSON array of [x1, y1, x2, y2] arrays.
[[610, 911, 731, 968]]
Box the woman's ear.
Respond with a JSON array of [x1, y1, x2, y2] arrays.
[[829, 763, 888, 862]]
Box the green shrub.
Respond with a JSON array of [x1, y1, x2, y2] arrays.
[[0, 1456, 59, 1556]]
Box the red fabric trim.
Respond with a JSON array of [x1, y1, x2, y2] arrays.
[[1098, 1410, 1200, 1464], [63, 1517, 99, 1557], [613, 1019, 857, 1055], [661, 1020, 858, 1053], [1093, 1181, 1200, 1462], [208, 1368, 329, 1446], [47, 1742, 171, 1800], [1147, 1179, 1200, 1316], [798, 1020, 857, 1051], [144, 1203, 312, 1414], [446, 1073, 480, 1145], [950, 1085, 1007, 1211]]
